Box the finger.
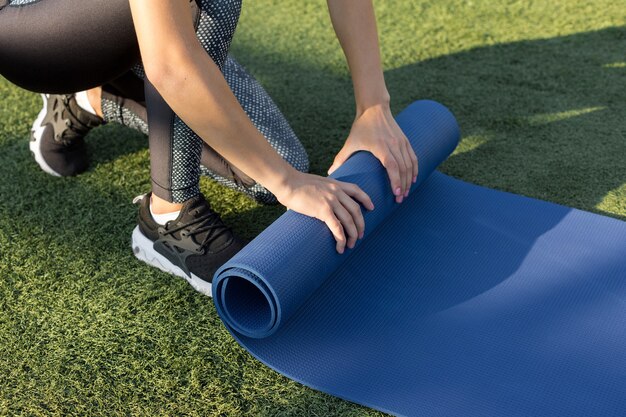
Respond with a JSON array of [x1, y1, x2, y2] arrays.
[[390, 140, 409, 197], [323, 208, 347, 254], [385, 116, 409, 194], [338, 182, 375, 211], [393, 122, 418, 183], [399, 140, 413, 197], [405, 139, 418, 182], [338, 192, 365, 239], [388, 145, 408, 202], [332, 200, 359, 249], [378, 152, 402, 200]]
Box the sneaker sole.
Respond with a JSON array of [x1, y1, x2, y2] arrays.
[[29, 94, 62, 177], [131, 226, 213, 297]]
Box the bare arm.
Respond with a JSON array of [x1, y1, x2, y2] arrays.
[[129, 0, 292, 192], [128, 0, 373, 253], [327, 0, 418, 202]]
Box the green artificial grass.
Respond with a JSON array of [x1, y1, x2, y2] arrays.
[[1, 1, 625, 415]]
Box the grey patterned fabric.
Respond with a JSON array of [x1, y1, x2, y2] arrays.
[[166, 0, 242, 202], [200, 55, 309, 204], [103, 55, 309, 205], [5, 0, 308, 205], [101, 97, 148, 135], [125, 0, 242, 203]]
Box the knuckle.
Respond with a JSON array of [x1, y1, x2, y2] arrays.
[[330, 215, 342, 227], [385, 158, 398, 170]]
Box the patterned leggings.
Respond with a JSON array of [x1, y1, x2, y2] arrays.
[[0, 0, 309, 204]]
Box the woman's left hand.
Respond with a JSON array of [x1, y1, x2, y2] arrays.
[[328, 104, 418, 203]]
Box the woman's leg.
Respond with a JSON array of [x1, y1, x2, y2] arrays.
[[129, 0, 251, 294], [2, 0, 308, 204], [96, 55, 310, 204], [144, 0, 242, 204], [199, 55, 309, 204], [0, 0, 141, 176], [0, 0, 245, 293], [0, 0, 139, 94], [0, 0, 305, 293]]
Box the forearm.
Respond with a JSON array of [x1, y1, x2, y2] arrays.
[[153, 49, 294, 193], [326, 1, 418, 199], [129, 0, 293, 195], [327, 0, 390, 114]]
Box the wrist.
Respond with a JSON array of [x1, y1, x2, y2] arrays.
[[355, 97, 391, 120], [258, 162, 298, 202], [355, 91, 391, 118]]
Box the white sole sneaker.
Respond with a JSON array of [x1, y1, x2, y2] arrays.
[[131, 226, 213, 297], [29, 94, 62, 177]]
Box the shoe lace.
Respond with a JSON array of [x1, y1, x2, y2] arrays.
[[162, 208, 232, 252], [54, 96, 96, 143]]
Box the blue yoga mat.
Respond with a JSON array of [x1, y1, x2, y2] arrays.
[[213, 101, 626, 416]]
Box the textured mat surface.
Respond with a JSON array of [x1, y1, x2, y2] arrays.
[[213, 101, 626, 416]]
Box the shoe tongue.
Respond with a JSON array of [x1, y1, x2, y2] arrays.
[[66, 96, 102, 129], [174, 196, 231, 250]]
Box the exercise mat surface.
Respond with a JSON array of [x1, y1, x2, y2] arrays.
[[214, 101, 626, 416]]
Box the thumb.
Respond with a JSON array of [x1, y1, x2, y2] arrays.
[[328, 146, 353, 176]]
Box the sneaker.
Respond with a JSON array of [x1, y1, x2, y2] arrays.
[[131, 193, 246, 296], [30, 94, 103, 177]]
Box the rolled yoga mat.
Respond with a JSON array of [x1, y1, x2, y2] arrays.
[[213, 101, 626, 416]]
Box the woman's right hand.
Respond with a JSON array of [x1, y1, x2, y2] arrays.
[[272, 170, 375, 254]]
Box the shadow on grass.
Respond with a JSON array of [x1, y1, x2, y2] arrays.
[[45, 26, 625, 226], [231, 25, 626, 220]]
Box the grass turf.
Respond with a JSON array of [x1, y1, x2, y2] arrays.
[[1, 1, 625, 415]]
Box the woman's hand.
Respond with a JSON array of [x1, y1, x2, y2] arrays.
[[328, 103, 418, 203], [272, 171, 375, 254]]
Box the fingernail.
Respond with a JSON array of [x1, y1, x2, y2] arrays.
[[396, 195, 403, 203], [413, 176, 417, 183], [404, 190, 409, 198], [394, 187, 401, 196], [359, 232, 364, 239]]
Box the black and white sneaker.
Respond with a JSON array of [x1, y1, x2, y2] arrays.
[[30, 94, 103, 177], [131, 193, 246, 296]]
